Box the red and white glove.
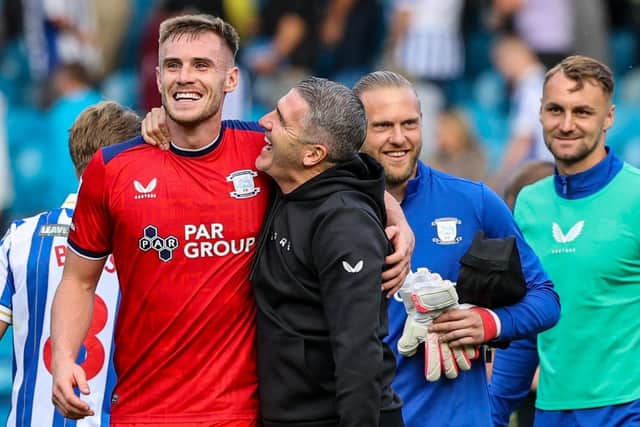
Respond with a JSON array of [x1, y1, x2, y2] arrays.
[[424, 333, 479, 381], [397, 268, 479, 382]]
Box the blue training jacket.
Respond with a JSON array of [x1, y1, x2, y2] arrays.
[[386, 161, 559, 427]]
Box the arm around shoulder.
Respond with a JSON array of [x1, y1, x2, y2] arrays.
[[382, 190, 413, 295]]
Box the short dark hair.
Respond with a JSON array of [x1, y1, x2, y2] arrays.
[[159, 14, 240, 59], [545, 55, 614, 99], [295, 77, 367, 163], [69, 101, 141, 175]]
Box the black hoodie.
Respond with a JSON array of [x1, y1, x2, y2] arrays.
[[251, 153, 403, 427]]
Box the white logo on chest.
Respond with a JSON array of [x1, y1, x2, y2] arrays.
[[552, 221, 584, 243], [432, 217, 462, 245], [134, 178, 157, 199], [227, 170, 261, 199], [342, 260, 363, 273]]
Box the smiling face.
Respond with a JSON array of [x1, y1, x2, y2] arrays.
[[156, 31, 237, 128], [540, 71, 614, 174], [359, 86, 422, 191], [256, 88, 310, 189]]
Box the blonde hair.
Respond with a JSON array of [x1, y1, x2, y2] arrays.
[[69, 101, 141, 175], [545, 55, 614, 99]]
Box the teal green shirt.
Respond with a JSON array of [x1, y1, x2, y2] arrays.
[[515, 164, 640, 410]]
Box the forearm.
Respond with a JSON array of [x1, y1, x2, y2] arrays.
[[493, 240, 560, 340], [492, 283, 559, 341], [331, 266, 384, 424], [51, 278, 96, 365], [480, 189, 561, 340], [0, 321, 8, 340], [383, 189, 414, 259], [50, 250, 104, 366], [328, 258, 385, 425], [334, 334, 382, 426], [384, 190, 402, 221], [489, 335, 539, 426]]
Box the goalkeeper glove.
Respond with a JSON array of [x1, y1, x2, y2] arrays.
[[398, 268, 479, 381]]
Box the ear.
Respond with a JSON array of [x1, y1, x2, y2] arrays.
[[156, 65, 162, 95], [604, 103, 615, 131], [538, 97, 544, 124], [302, 144, 329, 167], [224, 66, 240, 94]]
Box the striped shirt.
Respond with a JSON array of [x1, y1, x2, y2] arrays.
[[392, 0, 465, 80], [0, 194, 119, 427]]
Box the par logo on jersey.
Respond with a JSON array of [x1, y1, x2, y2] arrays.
[[432, 217, 462, 245], [342, 260, 363, 273], [552, 221, 584, 243], [139, 225, 179, 262], [134, 178, 158, 199], [227, 170, 261, 199]]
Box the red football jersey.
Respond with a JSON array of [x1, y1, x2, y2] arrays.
[[68, 121, 270, 423]]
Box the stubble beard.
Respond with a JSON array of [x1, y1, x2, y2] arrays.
[[384, 157, 418, 187], [163, 92, 221, 128], [547, 135, 601, 166]]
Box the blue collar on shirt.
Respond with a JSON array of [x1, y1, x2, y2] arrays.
[[404, 161, 429, 202], [553, 147, 623, 199]]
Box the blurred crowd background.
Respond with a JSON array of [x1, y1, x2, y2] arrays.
[[1, 0, 640, 421]]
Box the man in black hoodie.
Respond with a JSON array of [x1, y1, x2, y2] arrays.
[[250, 76, 404, 427]]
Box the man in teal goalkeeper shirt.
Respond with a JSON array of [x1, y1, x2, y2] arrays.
[[489, 55, 640, 426]]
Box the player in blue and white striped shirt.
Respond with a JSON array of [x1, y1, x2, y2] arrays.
[[0, 101, 141, 426]]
